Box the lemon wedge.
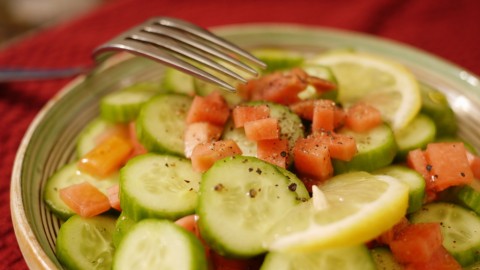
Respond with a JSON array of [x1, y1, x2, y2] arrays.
[[309, 51, 421, 131], [266, 171, 409, 252]]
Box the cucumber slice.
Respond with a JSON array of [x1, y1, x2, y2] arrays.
[[56, 215, 116, 270], [410, 202, 480, 266], [112, 211, 136, 248], [450, 179, 480, 215], [394, 113, 436, 161], [76, 117, 120, 158], [113, 219, 208, 270], [136, 93, 192, 156], [260, 245, 376, 270], [100, 86, 158, 123], [298, 64, 338, 101], [197, 156, 309, 258], [251, 48, 305, 73], [333, 124, 397, 173], [120, 153, 201, 221], [222, 101, 304, 163], [43, 162, 119, 220], [374, 165, 425, 213], [222, 118, 257, 156], [276, 166, 310, 201], [419, 82, 457, 137], [161, 67, 196, 95], [464, 260, 480, 270], [370, 247, 404, 270]]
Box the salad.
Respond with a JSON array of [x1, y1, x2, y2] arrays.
[[43, 47, 480, 270]]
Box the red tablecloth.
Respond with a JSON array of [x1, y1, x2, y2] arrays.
[[2, 0, 480, 268]]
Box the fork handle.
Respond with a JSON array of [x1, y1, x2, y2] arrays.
[[0, 67, 89, 82]]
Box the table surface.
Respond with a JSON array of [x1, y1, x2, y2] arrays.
[[2, 0, 480, 269]]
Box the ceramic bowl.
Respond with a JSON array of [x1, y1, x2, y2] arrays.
[[10, 24, 480, 269]]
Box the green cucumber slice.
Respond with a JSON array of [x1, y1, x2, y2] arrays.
[[112, 211, 136, 248], [113, 219, 208, 270], [464, 260, 480, 270], [136, 93, 192, 156], [222, 118, 257, 156], [394, 113, 436, 160], [410, 202, 480, 267], [197, 156, 309, 258], [43, 162, 118, 220], [161, 67, 196, 95], [333, 124, 397, 173], [374, 165, 425, 213], [251, 48, 305, 73], [260, 245, 375, 270], [370, 247, 404, 270], [100, 87, 158, 123], [120, 153, 201, 221], [450, 179, 480, 215], [222, 101, 304, 163], [276, 166, 310, 201], [419, 82, 457, 137], [56, 215, 116, 270]]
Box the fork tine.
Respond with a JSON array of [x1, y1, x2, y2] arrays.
[[93, 17, 267, 92], [154, 17, 267, 69], [143, 24, 259, 76], [130, 31, 248, 83], [94, 39, 237, 92]]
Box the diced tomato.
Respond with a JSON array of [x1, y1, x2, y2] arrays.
[[186, 92, 230, 126], [293, 137, 333, 186], [345, 102, 382, 132], [232, 104, 270, 128], [59, 181, 111, 218], [390, 223, 443, 264], [95, 123, 130, 145], [78, 135, 133, 178], [466, 151, 480, 179], [375, 217, 410, 246], [190, 140, 242, 172], [242, 68, 309, 105], [257, 138, 289, 168], [175, 215, 201, 238], [184, 122, 223, 158], [107, 184, 121, 211], [244, 118, 280, 141], [210, 251, 262, 270], [290, 99, 316, 120], [425, 142, 474, 192], [305, 75, 337, 93], [333, 105, 346, 129], [312, 101, 335, 132], [309, 132, 357, 161], [405, 246, 461, 270], [128, 122, 147, 158], [406, 149, 430, 181], [290, 99, 345, 129], [175, 215, 211, 259]]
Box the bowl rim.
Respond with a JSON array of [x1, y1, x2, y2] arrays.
[[10, 22, 480, 269]]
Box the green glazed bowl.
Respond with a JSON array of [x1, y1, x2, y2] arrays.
[[10, 23, 480, 269]]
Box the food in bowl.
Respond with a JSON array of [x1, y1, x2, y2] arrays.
[[38, 45, 480, 270]]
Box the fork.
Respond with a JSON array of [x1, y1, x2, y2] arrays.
[[93, 17, 266, 92]]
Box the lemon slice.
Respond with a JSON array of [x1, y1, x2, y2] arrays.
[[309, 51, 421, 131], [266, 171, 409, 252]]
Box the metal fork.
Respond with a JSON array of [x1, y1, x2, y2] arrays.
[[93, 17, 266, 92]]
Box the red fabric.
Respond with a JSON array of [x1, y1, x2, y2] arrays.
[[1, 0, 480, 268]]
